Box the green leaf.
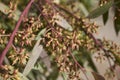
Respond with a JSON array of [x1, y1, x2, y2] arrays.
[[23, 27, 46, 75], [113, 53, 120, 66], [79, 0, 94, 11], [35, 28, 46, 40], [23, 39, 43, 76], [33, 62, 44, 73], [114, 18, 120, 35], [102, 11, 109, 25], [87, 0, 113, 19], [53, 14, 73, 31], [114, 2, 120, 35], [92, 72, 105, 80]]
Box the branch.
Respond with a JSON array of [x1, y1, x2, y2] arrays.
[[0, 0, 34, 66]]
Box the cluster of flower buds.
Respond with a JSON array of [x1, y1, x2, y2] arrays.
[[0, 65, 20, 80], [5, 0, 18, 18], [8, 48, 29, 66], [82, 19, 99, 34], [14, 16, 43, 47], [0, 29, 7, 44]]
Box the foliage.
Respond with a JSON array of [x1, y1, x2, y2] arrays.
[[0, 0, 120, 80]]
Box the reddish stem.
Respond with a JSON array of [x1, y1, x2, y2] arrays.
[[0, 0, 34, 66]]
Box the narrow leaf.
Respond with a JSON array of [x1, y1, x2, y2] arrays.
[[23, 39, 43, 76], [87, 0, 113, 19], [114, 2, 120, 35], [33, 62, 44, 73], [113, 53, 120, 66], [23, 26, 51, 75], [35, 28, 51, 71], [39, 50, 51, 71], [92, 72, 105, 80], [102, 11, 109, 25], [35, 28, 46, 40], [54, 14, 73, 31]]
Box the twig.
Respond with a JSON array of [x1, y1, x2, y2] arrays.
[[33, 2, 54, 28], [0, 0, 34, 66], [33, 2, 58, 36], [68, 48, 90, 80]]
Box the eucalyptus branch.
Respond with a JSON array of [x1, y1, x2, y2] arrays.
[[54, 3, 113, 70], [0, 0, 34, 66], [0, 0, 119, 80]]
